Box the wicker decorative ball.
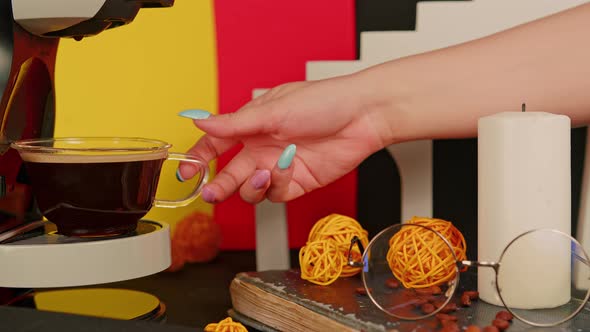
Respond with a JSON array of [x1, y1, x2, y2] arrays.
[[204, 317, 248, 332], [307, 214, 369, 277], [167, 212, 221, 272], [387, 216, 467, 288], [299, 239, 344, 286]]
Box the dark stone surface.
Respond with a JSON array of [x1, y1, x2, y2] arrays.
[[3, 251, 590, 331], [0, 306, 196, 332]]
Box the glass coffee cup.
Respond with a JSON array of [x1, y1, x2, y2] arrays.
[[11, 137, 208, 237]]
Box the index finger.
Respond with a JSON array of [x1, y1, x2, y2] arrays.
[[177, 134, 237, 182]]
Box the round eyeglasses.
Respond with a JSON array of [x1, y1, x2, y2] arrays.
[[347, 223, 590, 327]]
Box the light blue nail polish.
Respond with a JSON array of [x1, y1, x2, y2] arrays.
[[277, 144, 296, 170], [176, 169, 185, 182], [178, 109, 212, 120]]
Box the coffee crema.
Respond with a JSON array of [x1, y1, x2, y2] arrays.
[[22, 151, 167, 237]]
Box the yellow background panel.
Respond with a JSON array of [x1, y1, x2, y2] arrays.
[[53, 1, 217, 230]]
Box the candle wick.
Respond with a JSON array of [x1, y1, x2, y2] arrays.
[[522, 103, 526, 112]]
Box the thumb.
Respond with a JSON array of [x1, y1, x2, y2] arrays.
[[178, 106, 274, 138]]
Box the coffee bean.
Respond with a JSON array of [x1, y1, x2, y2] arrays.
[[461, 293, 472, 307], [416, 287, 434, 296], [465, 325, 482, 332], [421, 295, 438, 303], [438, 323, 460, 332], [464, 290, 479, 300], [492, 318, 510, 331], [413, 298, 429, 306], [482, 327, 499, 332], [431, 285, 442, 295], [385, 278, 400, 289], [435, 313, 457, 321], [440, 302, 458, 313], [495, 310, 514, 321], [433, 300, 446, 309], [421, 302, 435, 314], [355, 287, 368, 295], [441, 319, 459, 328]]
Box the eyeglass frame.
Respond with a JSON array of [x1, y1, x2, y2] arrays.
[[347, 224, 590, 328]]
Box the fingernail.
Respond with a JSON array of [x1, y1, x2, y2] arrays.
[[175, 169, 185, 182], [277, 144, 296, 170], [250, 169, 271, 189], [201, 186, 215, 203], [178, 109, 212, 120]]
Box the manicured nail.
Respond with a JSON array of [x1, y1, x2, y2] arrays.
[[277, 144, 296, 170], [201, 186, 215, 203], [250, 169, 271, 190], [178, 109, 211, 120], [175, 169, 185, 182]]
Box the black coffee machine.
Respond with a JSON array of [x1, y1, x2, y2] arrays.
[[0, 0, 174, 313]]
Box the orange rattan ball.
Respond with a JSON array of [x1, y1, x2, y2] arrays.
[[299, 239, 344, 286], [167, 212, 221, 272], [387, 217, 467, 288], [307, 214, 369, 277], [204, 317, 248, 332]]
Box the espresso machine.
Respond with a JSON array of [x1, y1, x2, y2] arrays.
[[0, 0, 175, 321]]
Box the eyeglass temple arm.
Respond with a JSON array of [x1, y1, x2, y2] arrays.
[[459, 260, 499, 270], [347, 236, 365, 268], [460, 252, 590, 270], [573, 252, 590, 267]]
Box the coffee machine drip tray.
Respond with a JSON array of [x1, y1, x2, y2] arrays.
[[0, 220, 170, 288]]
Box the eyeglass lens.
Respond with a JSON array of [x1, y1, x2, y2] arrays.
[[496, 229, 590, 326], [361, 224, 459, 320]]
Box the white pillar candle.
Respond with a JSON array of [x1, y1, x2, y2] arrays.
[[478, 111, 571, 308]]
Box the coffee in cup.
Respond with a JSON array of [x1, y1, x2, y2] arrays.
[[11, 137, 208, 237]]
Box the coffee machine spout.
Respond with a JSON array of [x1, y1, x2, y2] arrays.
[[140, 0, 175, 8], [13, 0, 175, 39]]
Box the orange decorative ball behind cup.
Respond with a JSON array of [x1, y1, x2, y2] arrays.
[[167, 211, 221, 272]]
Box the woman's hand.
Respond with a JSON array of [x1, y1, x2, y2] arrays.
[[177, 73, 393, 204]]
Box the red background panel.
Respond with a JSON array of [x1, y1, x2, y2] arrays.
[[213, 0, 357, 249]]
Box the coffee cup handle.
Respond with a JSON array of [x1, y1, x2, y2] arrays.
[[153, 153, 209, 208]]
